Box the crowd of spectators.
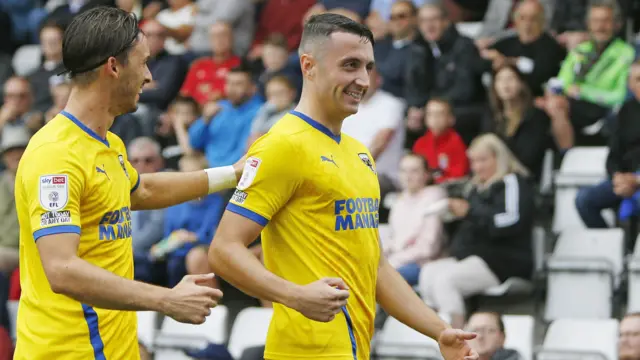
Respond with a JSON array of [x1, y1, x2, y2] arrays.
[[2, 0, 640, 358]]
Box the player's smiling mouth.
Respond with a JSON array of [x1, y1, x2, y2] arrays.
[[344, 90, 363, 101]]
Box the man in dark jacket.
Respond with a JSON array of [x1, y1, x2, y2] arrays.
[[465, 312, 523, 360], [575, 62, 640, 228], [404, 3, 485, 146]]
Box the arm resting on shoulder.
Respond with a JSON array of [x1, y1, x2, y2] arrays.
[[131, 161, 243, 211], [37, 232, 170, 311]]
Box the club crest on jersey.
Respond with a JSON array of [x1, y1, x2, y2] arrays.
[[358, 153, 376, 174], [118, 154, 130, 179]]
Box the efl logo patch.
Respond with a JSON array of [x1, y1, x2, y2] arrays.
[[40, 210, 71, 226], [231, 189, 248, 204], [237, 157, 261, 190], [40, 174, 69, 211]]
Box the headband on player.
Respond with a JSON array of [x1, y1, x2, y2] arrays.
[[58, 27, 141, 77]]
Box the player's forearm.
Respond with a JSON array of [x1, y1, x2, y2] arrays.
[[51, 256, 170, 312], [376, 258, 449, 340], [209, 240, 299, 306], [132, 166, 239, 210]]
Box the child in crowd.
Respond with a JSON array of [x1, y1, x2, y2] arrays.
[[412, 98, 469, 183], [246, 75, 297, 148]]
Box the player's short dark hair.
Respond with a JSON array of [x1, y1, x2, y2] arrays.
[[299, 13, 374, 56], [61, 6, 140, 84]]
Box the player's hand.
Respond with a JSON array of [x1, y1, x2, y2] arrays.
[[438, 328, 479, 360], [290, 277, 350, 322], [163, 273, 223, 324]]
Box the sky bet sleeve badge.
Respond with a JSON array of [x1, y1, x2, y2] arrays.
[[358, 153, 376, 174]]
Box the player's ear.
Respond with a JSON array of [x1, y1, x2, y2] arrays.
[[105, 57, 120, 79], [300, 53, 316, 79]]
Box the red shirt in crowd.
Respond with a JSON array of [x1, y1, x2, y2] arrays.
[[251, 0, 316, 51], [180, 55, 241, 105], [412, 128, 469, 183]]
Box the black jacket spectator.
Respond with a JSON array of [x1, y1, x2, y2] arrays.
[[489, 33, 566, 96], [451, 174, 535, 282], [605, 98, 640, 176], [139, 50, 186, 111], [482, 107, 551, 180], [374, 36, 413, 99], [404, 25, 484, 108]]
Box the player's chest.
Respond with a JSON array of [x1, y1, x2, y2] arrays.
[[83, 150, 133, 208], [308, 146, 380, 200]]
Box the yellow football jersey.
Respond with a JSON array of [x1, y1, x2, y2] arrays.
[[14, 111, 140, 360], [227, 111, 381, 360]]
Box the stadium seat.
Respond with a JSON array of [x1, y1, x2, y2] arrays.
[[539, 149, 554, 195], [502, 315, 534, 360], [137, 311, 158, 352], [372, 314, 449, 360], [552, 147, 611, 233], [455, 22, 483, 38], [545, 228, 624, 321], [227, 307, 273, 359], [627, 237, 640, 312], [7, 300, 18, 341], [154, 305, 228, 356], [537, 318, 618, 360], [11, 45, 41, 76]]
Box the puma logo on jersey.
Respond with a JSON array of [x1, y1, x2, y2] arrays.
[[321, 155, 338, 167], [96, 166, 109, 180]]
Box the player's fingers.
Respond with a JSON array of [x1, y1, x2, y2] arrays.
[[201, 287, 224, 300], [457, 330, 477, 340], [322, 277, 349, 290], [331, 288, 350, 301], [190, 273, 216, 284]]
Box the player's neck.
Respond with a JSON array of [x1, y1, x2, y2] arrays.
[[295, 99, 343, 136], [64, 88, 115, 140]]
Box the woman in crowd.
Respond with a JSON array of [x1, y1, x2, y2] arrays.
[[418, 134, 534, 328], [483, 64, 551, 181], [383, 153, 447, 286]]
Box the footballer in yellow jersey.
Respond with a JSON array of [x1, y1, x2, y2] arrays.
[[15, 111, 141, 360], [210, 13, 478, 360], [14, 7, 238, 360], [228, 111, 380, 359]]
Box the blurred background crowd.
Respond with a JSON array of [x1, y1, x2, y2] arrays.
[[2, 0, 640, 359]]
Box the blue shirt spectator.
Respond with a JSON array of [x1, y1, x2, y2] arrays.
[[189, 64, 263, 167], [164, 193, 225, 258]]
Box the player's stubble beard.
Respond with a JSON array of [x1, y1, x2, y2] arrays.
[[112, 70, 142, 116]]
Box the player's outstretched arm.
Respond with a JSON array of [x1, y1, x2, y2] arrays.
[[376, 257, 479, 360], [37, 232, 222, 324], [130, 157, 244, 211], [209, 211, 350, 322]]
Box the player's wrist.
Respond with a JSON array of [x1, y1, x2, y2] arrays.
[[204, 166, 237, 194]]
